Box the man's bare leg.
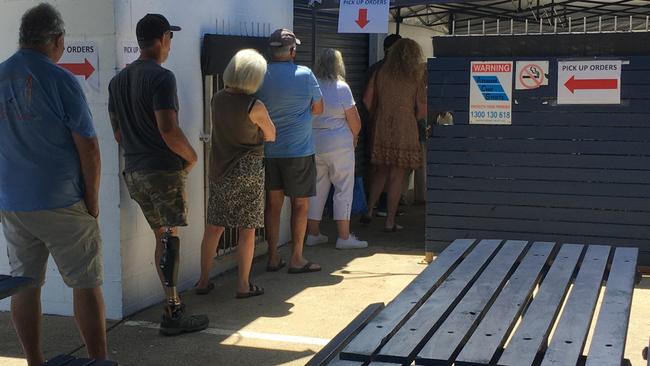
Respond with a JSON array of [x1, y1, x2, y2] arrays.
[[265, 190, 284, 268], [290, 197, 320, 270], [11, 288, 44, 366], [73, 287, 107, 360]]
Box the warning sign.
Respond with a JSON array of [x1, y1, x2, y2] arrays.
[[516, 61, 549, 90], [558, 60, 621, 105], [57, 41, 99, 91], [338, 0, 389, 34], [469, 61, 513, 125], [120, 41, 140, 69]]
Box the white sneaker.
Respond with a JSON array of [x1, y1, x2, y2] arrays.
[[305, 233, 328, 246], [336, 234, 368, 250]]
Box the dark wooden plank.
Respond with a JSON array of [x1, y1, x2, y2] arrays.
[[430, 125, 650, 142], [43, 355, 75, 366], [428, 151, 650, 171], [340, 239, 476, 361], [426, 203, 650, 226], [0, 276, 35, 300], [91, 362, 118, 366], [541, 245, 612, 366], [585, 247, 639, 366], [425, 216, 650, 241], [65, 359, 95, 366], [497, 244, 585, 366], [415, 241, 528, 366], [372, 240, 503, 364], [428, 138, 650, 156], [454, 242, 555, 366], [426, 190, 650, 212], [307, 303, 384, 366], [429, 97, 650, 114]]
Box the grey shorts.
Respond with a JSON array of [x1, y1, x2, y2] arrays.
[[265, 155, 317, 198], [0, 201, 103, 289]]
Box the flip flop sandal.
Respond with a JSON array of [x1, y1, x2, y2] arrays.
[[236, 283, 265, 299], [266, 257, 286, 272], [383, 224, 404, 233], [194, 282, 215, 295], [288, 261, 322, 274], [359, 214, 373, 225]]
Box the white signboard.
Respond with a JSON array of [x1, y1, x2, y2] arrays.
[[469, 61, 513, 125], [516, 61, 549, 90], [120, 41, 140, 69], [338, 0, 389, 34], [57, 41, 99, 91], [557, 60, 621, 104]]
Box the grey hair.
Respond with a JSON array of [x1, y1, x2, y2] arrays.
[[19, 3, 65, 47], [269, 45, 293, 59], [314, 48, 346, 82], [223, 49, 268, 95]]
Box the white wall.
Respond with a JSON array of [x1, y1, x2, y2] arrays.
[[115, 0, 294, 317], [0, 0, 123, 320], [388, 22, 441, 59]]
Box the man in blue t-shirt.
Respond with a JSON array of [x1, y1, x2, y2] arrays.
[[0, 4, 107, 364], [257, 29, 323, 274]]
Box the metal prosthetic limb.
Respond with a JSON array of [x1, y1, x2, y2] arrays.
[[160, 228, 181, 307]]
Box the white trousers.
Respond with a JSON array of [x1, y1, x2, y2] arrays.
[[308, 147, 355, 221]]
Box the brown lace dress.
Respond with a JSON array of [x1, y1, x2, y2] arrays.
[[368, 69, 426, 169]]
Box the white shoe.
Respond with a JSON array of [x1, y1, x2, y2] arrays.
[[305, 233, 328, 246], [336, 234, 368, 250]]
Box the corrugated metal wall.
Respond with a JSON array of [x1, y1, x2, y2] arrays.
[[426, 49, 650, 265]]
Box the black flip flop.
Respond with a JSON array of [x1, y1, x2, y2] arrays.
[[194, 282, 215, 295], [288, 261, 321, 274], [383, 224, 404, 233], [236, 283, 265, 299], [266, 257, 286, 272]]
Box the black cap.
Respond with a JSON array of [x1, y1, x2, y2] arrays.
[[383, 34, 402, 51], [136, 14, 181, 42]]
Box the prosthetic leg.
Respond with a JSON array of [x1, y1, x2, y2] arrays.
[[160, 228, 181, 309]]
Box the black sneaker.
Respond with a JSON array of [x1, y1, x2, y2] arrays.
[[160, 304, 209, 336]]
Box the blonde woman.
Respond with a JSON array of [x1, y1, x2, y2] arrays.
[[362, 39, 427, 231], [195, 49, 276, 298], [305, 48, 368, 249]]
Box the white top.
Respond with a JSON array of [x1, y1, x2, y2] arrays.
[[312, 79, 356, 154]]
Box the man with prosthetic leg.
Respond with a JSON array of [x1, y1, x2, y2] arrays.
[[108, 14, 209, 335]]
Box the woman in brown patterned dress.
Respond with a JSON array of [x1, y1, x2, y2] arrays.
[[362, 39, 427, 231], [195, 49, 276, 298]]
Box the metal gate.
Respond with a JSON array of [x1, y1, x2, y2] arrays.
[[426, 31, 650, 266]]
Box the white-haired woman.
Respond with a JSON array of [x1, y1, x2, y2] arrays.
[[305, 48, 368, 249], [195, 49, 276, 298]]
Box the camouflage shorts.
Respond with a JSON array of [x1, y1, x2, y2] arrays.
[[123, 170, 188, 229]]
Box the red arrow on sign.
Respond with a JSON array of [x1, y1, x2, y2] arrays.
[[58, 58, 95, 80], [564, 75, 618, 94], [356, 8, 369, 28]]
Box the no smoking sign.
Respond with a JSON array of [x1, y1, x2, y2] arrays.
[[515, 61, 549, 90]]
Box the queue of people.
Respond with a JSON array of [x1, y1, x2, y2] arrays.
[[0, 3, 426, 365]]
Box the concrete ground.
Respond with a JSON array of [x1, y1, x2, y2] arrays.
[[0, 205, 649, 365]]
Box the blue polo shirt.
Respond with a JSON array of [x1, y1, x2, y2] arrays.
[[256, 62, 322, 158], [0, 49, 96, 211]]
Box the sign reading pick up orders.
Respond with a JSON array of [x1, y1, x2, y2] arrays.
[[558, 60, 621, 105], [338, 0, 389, 34], [469, 61, 513, 125]]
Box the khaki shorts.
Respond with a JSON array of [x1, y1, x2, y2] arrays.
[[123, 170, 188, 229], [0, 201, 104, 289]]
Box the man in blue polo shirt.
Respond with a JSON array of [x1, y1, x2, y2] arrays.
[[0, 4, 107, 365], [257, 29, 324, 274]]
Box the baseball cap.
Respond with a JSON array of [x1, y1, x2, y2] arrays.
[[268, 28, 301, 47], [136, 14, 181, 42], [384, 34, 402, 51]]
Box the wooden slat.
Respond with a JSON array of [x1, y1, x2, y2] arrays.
[[373, 240, 503, 364], [65, 359, 95, 366], [0, 276, 35, 300], [327, 360, 362, 366], [454, 242, 555, 366], [416, 241, 528, 365], [541, 245, 612, 366], [43, 355, 75, 366], [497, 244, 585, 366], [308, 303, 384, 366], [340, 239, 476, 361], [585, 247, 639, 366]]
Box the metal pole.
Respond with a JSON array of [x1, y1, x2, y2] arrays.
[[396, 7, 402, 35], [311, 4, 317, 68]]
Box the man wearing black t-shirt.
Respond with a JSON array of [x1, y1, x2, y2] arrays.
[[108, 14, 208, 336]]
